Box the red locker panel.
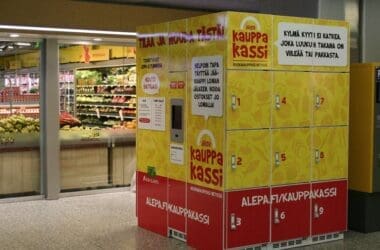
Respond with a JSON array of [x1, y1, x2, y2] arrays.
[[311, 180, 347, 235], [271, 184, 311, 242], [137, 171, 168, 236], [187, 184, 223, 250], [226, 188, 270, 248], [168, 178, 186, 233]]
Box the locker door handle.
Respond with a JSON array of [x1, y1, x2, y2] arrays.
[[231, 155, 236, 169], [275, 152, 280, 167], [315, 149, 320, 163], [231, 95, 237, 110], [315, 95, 321, 109], [274, 208, 280, 224], [230, 213, 237, 230], [275, 95, 281, 109], [314, 203, 319, 218]]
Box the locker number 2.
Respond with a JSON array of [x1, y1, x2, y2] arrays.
[[237, 157, 242, 165]]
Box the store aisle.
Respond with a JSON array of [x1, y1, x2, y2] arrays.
[[0, 191, 378, 250]]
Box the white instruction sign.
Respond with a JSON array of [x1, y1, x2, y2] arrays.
[[191, 56, 223, 119], [170, 144, 184, 165], [138, 97, 165, 131], [277, 22, 348, 66]]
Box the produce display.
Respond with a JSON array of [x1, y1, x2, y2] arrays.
[[60, 112, 81, 127], [75, 65, 136, 128], [0, 114, 39, 133]]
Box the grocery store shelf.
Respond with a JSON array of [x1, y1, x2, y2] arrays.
[[77, 103, 136, 108], [76, 93, 135, 96], [77, 112, 136, 119]]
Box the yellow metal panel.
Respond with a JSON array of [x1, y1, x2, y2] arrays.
[[136, 22, 169, 178], [349, 63, 378, 192], [168, 18, 187, 72], [226, 129, 270, 190], [312, 126, 348, 181], [272, 128, 311, 185], [226, 70, 271, 130], [313, 72, 349, 126], [272, 71, 312, 128], [167, 72, 187, 182]]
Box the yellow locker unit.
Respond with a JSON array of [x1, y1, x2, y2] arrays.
[[137, 11, 349, 249], [349, 63, 380, 233]]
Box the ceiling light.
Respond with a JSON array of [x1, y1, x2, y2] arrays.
[[8, 45, 14, 49], [93, 38, 103, 42], [0, 25, 136, 37], [9, 33, 20, 38], [15, 42, 32, 46]]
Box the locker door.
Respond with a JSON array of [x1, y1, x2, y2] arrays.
[[312, 127, 348, 181], [226, 188, 270, 248], [271, 184, 311, 242], [311, 180, 347, 235], [226, 70, 272, 130], [226, 130, 271, 190], [272, 128, 311, 186], [272, 72, 312, 128], [313, 73, 349, 126]]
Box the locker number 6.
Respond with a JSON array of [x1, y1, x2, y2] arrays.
[[280, 212, 286, 220]]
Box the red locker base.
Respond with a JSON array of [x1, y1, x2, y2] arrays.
[[136, 171, 168, 237]]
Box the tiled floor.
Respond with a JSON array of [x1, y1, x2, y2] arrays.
[[0, 191, 378, 250]]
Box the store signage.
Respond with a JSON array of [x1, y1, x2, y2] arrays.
[[142, 73, 160, 94], [277, 22, 348, 66], [241, 187, 338, 207], [191, 55, 223, 119], [230, 16, 270, 67], [137, 97, 165, 131], [190, 129, 223, 188]]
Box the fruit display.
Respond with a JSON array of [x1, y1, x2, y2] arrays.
[[0, 114, 39, 133]]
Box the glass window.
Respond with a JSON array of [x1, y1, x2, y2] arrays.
[[58, 43, 136, 192], [0, 39, 41, 198]]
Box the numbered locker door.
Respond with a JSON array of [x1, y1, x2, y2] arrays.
[[311, 180, 347, 235], [273, 72, 312, 128], [271, 184, 311, 242], [312, 126, 348, 182], [226, 70, 272, 130], [226, 130, 271, 190], [272, 128, 311, 186], [226, 188, 270, 248], [313, 73, 349, 126]]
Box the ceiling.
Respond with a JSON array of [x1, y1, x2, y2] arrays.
[[77, 0, 261, 12]]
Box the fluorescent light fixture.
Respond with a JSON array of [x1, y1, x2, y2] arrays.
[[93, 38, 103, 42], [0, 25, 136, 36], [9, 33, 20, 38], [15, 42, 32, 46], [8, 45, 14, 49]]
